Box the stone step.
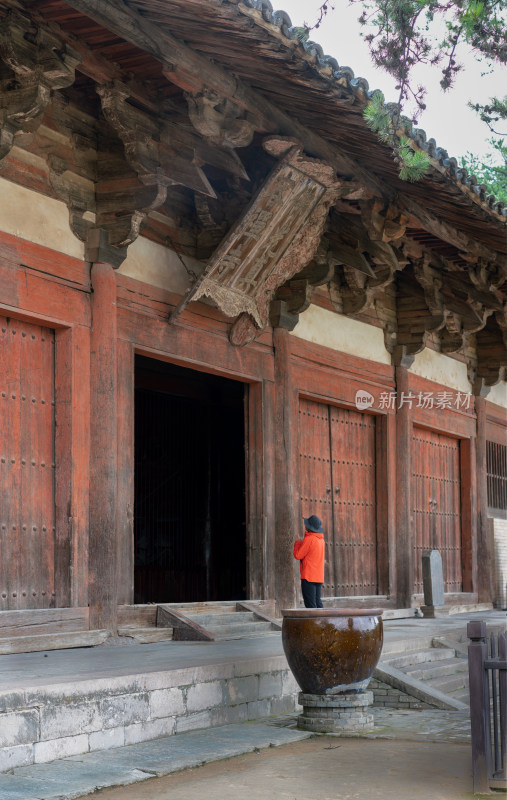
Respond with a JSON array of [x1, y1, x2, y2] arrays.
[[381, 636, 436, 657], [429, 672, 469, 693], [205, 621, 274, 636], [172, 603, 237, 615], [184, 612, 256, 625], [383, 648, 455, 669], [449, 687, 470, 704], [117, 627, 174, 643], [404, 657, 468, 682], [212, 629, 281, 640]]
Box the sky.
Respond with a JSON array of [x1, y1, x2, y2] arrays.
[[278, 0, 506, 163]]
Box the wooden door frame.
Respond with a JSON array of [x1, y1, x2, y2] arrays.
[[131, 345, 273, 603]]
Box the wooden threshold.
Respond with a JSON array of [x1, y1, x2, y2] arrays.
[[0, 607, 89, 638], [0, 629, 109, 655]]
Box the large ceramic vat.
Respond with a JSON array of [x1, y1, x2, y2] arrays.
[[282, 608, 383, 694]]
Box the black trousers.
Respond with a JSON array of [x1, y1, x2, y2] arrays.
[[301, 579, 323, 608]]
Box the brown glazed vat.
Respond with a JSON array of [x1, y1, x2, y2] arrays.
[[282, 608, 383, 694]]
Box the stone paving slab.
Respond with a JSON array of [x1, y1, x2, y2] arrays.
[[365, 708, 471, 744], [0, 706, 474, 800], [0, 719, 312, 800], [276, 707, 472, 744]]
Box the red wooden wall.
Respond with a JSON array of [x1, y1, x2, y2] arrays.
[[0, 229, 504, 619]]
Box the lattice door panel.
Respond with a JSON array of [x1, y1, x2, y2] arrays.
[[0, 316, 55, 610], [330, 407, 377, 596], [298, 398, 334, 595], [412, 428, 462, 594]]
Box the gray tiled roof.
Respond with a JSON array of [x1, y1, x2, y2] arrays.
[[242, 0, 506, 219]]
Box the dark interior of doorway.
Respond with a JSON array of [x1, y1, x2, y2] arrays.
[[134, 355, 247, 604]]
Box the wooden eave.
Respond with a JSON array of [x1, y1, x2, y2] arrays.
[[16, 0, 506, 257]]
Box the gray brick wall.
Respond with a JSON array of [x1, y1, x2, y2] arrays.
[[370, 678, 432, 709]]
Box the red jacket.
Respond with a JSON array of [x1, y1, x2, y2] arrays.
[[293, 531, 325, 582]]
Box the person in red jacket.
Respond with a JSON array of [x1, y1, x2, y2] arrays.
[[293, 515, 325, 608]]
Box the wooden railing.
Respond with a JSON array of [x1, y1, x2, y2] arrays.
[[468, 621, 507, 794]]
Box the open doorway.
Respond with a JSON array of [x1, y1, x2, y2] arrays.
[[134, 355, 247, 604]]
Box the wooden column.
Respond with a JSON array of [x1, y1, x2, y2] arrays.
[[54, 325, 91, 609], [116, 338, 135, 605], [273, 327, 298, 612], [395, 366, 413, 607], [376, 411, 396, 597], [460, 436, 477, 594], [89, 261, 119, 631], [475, 396, 494, 603], [247, 379, 276, 601]]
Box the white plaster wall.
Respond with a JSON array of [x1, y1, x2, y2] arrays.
[[487, 382, 507, 410], [0, 175, 84, 259], [118, 236, 205, 295], [409, 348, 471, 393], [290, 304, 391, 365]]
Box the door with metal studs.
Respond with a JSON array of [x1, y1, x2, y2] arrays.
[[298, 398, 378, 598]]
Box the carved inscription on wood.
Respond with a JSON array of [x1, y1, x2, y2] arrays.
[[170, 137, 340, 344]]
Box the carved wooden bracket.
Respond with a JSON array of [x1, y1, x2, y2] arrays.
[[98, 82, 219, 198], [185, 89, 258, 149], [51, 78, 234, 252], [271, 241, 335, 324], [476, 315, 507, 386], [327, 214, 405, 318], [169, 136, 341, 345], [0, 9, 79, 161], [361, 199, 409, 243]]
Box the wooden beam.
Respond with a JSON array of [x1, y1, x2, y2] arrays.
[[59, 0, 384, 189], [0, 607, 89, 637], [402, 196, 507, 266], [0, 629, 109, 654]]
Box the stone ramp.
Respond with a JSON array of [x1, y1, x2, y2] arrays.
[[373, 614, 506, 710]]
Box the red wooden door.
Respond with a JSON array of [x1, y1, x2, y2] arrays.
[[330, 407, 377, 596], [298, 398, 378, 597], [298, 398, 334, 594], [0, 316, 56, 610], [412, 428, 462, 594]]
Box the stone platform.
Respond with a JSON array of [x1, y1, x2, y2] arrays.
[[1, 609, 504, 774], [0, 637, 299, 772]]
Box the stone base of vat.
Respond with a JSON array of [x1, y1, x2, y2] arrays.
[[297, 691, 374, 733]]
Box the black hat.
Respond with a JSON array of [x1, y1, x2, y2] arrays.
[[304, 515, 324, 533]]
